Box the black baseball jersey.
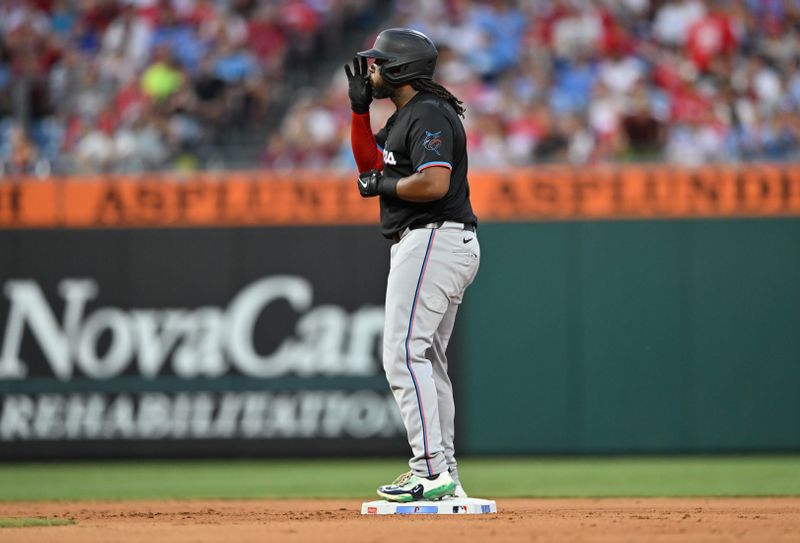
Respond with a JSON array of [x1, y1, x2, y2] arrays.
[[375, 91, 477, 239]]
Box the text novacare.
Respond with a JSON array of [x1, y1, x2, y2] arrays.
[[0, 277, 385, 380]]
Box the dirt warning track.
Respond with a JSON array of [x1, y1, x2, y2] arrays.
[[1, 498, 798, 542]]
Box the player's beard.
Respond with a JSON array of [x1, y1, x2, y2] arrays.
[[371, 78, 396, 99]]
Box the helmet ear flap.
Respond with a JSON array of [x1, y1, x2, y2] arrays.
[[379, 63, 405, 85], [388, 64, 406, 77], [381, 58, 435, 85]]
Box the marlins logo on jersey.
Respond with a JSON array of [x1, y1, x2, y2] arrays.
[[423, 131, 443, 155], [383, 148, 397, 165]]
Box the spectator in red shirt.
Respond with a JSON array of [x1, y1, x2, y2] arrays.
[[686, 3, 737, 72], [248, 4, 286, 68]]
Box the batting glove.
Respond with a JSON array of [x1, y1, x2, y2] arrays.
[[344, 57, 372, 114], [358, 170, 399, 198]]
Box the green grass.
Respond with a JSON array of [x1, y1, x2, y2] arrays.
[[0, 456, 798, 501], [0, 518, 74, 528]]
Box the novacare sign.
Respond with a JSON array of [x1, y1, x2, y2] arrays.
[[0, 276, 384, 380], [0, 276, 404, 445]]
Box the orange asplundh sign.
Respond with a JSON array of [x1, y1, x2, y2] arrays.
[[2, 165, 800, 228]]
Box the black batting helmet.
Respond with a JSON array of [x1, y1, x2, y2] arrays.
[[357, 28, 438, 85]]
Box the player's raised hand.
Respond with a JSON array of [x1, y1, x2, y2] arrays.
[[344, 56, 372, 114]]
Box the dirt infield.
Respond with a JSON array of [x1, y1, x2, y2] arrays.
[[1, 498, 798, 542]]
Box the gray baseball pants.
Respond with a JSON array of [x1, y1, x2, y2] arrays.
[[383, 221, 480, 481]]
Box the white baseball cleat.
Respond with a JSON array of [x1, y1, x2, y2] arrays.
[[454, 484, 468, 498], [377, 470, 456, 502]]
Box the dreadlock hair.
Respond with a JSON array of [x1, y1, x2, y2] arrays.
[[411, 79, 466, 118]]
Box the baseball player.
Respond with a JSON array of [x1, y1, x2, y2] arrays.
[[345, 28, 480, 502]]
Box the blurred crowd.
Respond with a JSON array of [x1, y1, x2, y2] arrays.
[[4, 0, 800, 176], [265, 0, 800, 170], [0, 0, 378, 176]]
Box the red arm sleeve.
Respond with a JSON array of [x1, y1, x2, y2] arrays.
[[351, 112, 383, 173]]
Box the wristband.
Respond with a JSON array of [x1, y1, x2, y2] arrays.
[[378, 176, 399, 199]]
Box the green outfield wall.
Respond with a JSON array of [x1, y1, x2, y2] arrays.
[[460, 218, 800, 454], [4, 167, 800, 459]]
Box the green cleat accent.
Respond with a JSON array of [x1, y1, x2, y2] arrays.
[[377, 470, 456, 502]]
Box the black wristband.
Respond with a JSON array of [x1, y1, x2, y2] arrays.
[[351, 103, 370, 114], [378, 176, 399, 198]]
